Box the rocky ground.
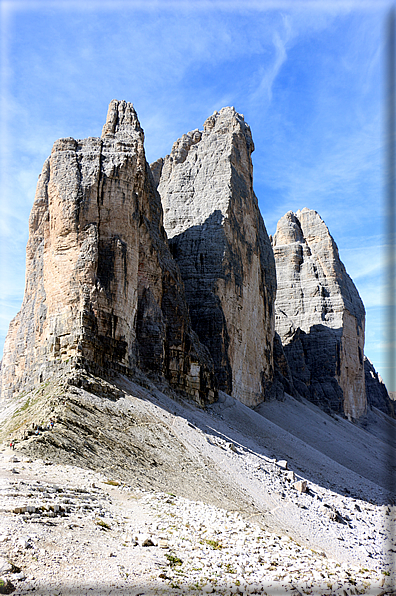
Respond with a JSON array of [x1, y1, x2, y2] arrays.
[[0, 371, 395, 595]]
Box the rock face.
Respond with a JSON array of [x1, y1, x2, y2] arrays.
[[272, 209, 366, 419], [153, 107, 276, 407], [1, 100, 216, 404], [364, 357, 394, 418]]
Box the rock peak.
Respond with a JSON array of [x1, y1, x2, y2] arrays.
[[203, 107, 254, 151], [1, 101, 216, 404], [273, 208, 366, 418], [154, 107, 275, 406], [101, 99, 144, 140]]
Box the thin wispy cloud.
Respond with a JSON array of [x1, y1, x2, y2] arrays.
[[250, 31, 289, 106]]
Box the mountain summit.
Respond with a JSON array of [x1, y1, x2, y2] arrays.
[[0, 100, 216, 405], [272, 208, 366, 419], [153, 107, 276, 406]]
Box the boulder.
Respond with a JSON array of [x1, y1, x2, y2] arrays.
[[293, 480, 307, 493]]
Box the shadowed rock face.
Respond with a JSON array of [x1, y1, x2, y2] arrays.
[[153, 107, 276, 407], [364, 357, 394, 418], [272, 209, 366, 418], [1, 100, 216, 405]]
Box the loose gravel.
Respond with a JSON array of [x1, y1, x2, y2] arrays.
[[0, 456, 394, 596]]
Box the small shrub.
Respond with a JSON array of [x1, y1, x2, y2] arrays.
[[0, 579, 15, 595], [95, 520, 111, 530], [165, 553, 183, 567], [205, 539, 222, 550]]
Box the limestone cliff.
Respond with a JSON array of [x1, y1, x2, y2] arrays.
[[272, 209, 366, 419], [153, 108, 276, 407], [1, 100, 216, 404]]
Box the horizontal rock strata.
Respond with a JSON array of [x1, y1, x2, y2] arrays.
[[153, 107, 276, 407], [1, 100, 216, 405], [272, 208, 366, 418]]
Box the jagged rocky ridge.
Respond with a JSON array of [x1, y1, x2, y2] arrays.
[[0, 100, 391, 422], [0, 100, 216, 405], [2, 100, 396, 595]]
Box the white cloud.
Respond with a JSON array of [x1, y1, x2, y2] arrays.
[[339, 244, 386, 280], [250, 31, 288, 106]]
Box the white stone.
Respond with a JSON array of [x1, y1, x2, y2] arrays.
[[277, 460, 288, 470]]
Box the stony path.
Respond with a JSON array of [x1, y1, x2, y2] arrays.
[[0, 454, 394, 596]]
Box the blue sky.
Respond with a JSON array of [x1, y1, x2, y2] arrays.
[[1, 0, 394, 390]]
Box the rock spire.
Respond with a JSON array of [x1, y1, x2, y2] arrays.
[[1, 100, 216, 404], [153, 107, 276, 407], [272, 208, 366, 418], [364, 357, 394, 418]]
